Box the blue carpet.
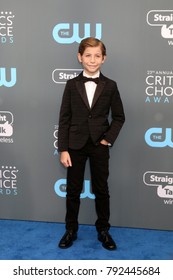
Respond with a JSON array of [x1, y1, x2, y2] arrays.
[[1, 220, 173, 260]]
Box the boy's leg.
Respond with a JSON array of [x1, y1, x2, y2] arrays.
[[58, 147, 87, 249], [89, 143, 110, 232], [89, 143, 116, 250], [65, 148, 87, 232]]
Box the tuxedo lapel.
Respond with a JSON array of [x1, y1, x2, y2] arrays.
[[75, 80, 90, 110], [91, 80, 106, 109]]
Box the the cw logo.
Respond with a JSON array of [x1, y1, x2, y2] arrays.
[[0, 68, 16, 87], [145, 127, 173, 147], [54, 179, 95, 199], [52, 23, 102, 44]]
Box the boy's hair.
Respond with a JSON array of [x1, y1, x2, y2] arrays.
[[78, 37, 106, 56]]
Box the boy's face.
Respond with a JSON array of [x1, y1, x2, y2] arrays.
[[78, 46, 106, 76]]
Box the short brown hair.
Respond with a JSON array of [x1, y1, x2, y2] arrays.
[[78, 37, 106, 56]]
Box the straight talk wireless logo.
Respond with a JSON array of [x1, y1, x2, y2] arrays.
[[147, 10, 173, 45], [52, 69, 82, 84], [0, 111, 14, 143], [143, 171, 173, 205]]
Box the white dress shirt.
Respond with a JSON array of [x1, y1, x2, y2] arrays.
[[83, 71, 100, 107]]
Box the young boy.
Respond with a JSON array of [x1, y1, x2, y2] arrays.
[[58, 37, 125, 250]]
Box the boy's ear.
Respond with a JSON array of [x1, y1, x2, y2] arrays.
[[77, 53, 82, 63], [102, 55, 106, 63]]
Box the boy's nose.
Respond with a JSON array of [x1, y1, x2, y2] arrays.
[[90, 56, 95, 62]]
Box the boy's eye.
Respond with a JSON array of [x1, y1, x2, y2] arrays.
[[85, 54, 101, 58]]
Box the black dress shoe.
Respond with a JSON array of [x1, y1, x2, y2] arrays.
[[98, 230, 117, 250], [58, 230, 77, 249]]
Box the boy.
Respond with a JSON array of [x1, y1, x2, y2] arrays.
[[58, 37, 125, 250]]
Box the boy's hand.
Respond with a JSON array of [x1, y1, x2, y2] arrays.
[[100, 139, 109, 146], [60, 151, 72, 167]]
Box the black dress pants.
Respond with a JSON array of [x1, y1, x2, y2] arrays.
[[65, 137, 110, 233]]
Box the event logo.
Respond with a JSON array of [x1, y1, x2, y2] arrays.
[[143, 171, 173, 205], [0, 111, 14, 144], [52, 23, 102, 44], [0, 165, 18, 196], [145, 127, 173, 148], [0, 67, 17, 87], [147, 10, 173, 45], [52, 69, 82, 84], [53, 124, 58, 155], [0, 11, 14, 44], [145, 70, 173, 104], [54, 179, 95, 199]]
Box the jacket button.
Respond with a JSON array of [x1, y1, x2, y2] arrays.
[[88, 115, 92, 118]]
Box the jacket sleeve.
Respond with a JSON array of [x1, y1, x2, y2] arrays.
[[58, 81, 72, 152], [104, 82, 125, 145]]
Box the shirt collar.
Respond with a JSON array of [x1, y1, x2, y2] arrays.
[[83, 71, 100, 79]]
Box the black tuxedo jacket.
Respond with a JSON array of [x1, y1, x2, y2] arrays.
[[58, 72, 125, 152]]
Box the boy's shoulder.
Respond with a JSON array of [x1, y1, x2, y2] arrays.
[[66, 72, 83, 84], [102, 74, 116, 82], [100, 73, 117, 87]]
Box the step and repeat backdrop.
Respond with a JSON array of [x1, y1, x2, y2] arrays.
[[1, 0, 173, 230]]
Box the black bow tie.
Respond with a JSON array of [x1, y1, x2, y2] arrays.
[[82, 76, 99, 84]]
